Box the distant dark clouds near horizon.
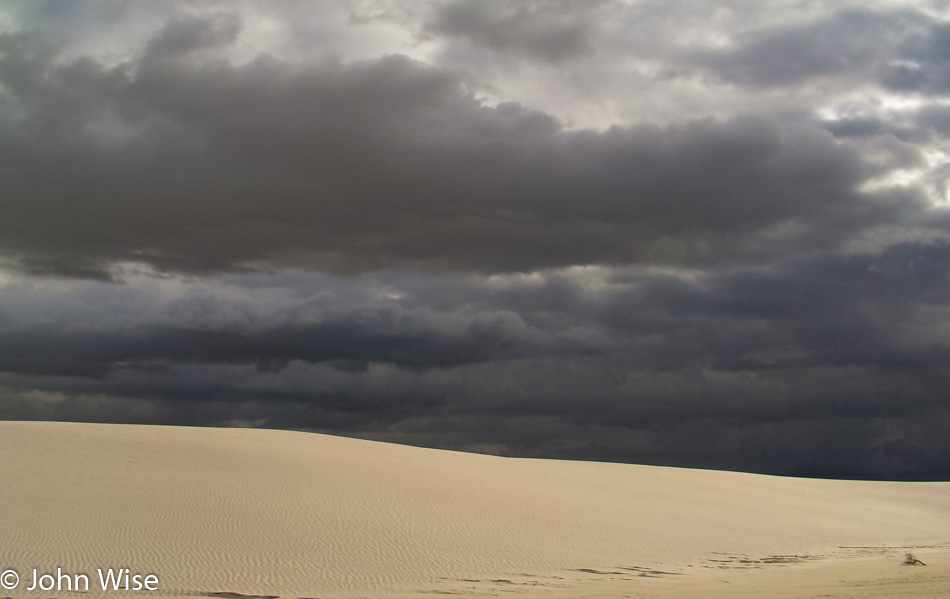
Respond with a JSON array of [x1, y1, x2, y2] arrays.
[[2, 0, 950, 479]]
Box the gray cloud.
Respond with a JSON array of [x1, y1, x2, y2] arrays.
[[3, 1, 950, 480], [143, 12, 241, 61], [696, 9, 927, 87], [0, 19, 927, 278], [3, 241, 950, 478], [424, 0, 606, 63], [882, 20, 950, 92]]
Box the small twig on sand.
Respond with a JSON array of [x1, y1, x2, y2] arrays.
[[904, 552, 926, 566]]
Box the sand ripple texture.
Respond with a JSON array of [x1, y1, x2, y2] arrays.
[[1, 422, 949, 599]]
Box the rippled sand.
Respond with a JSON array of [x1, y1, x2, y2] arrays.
[[1, 421, 948, 599]]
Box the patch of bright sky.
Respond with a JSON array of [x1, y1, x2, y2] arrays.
[[857, 142, 950, 205], [476, 264, 704, 299], [859, 165, 931, 194], [921, 147, 950, 204], [815, 87, 950, 206]]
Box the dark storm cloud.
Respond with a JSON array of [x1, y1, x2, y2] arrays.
[[4, 241, 949, 379], [0, 299, 607, 376], [0, 269, 615, 377], [3, 241, 950, 478], [3, 1, 950, 480], [575, 241, 950, 379], [0, 13, 928, 278]]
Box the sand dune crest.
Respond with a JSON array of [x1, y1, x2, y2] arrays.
[[1, 422, 948, 599]]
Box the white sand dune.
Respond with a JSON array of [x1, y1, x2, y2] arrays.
[[1, 421, 948, 599]]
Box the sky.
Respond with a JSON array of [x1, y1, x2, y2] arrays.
[[2, 0, 950, 480]]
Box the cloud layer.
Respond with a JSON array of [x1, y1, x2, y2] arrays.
[[2, 0, 950, 479]]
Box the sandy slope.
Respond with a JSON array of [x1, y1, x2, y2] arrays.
[[1, 421, 948, 599]]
